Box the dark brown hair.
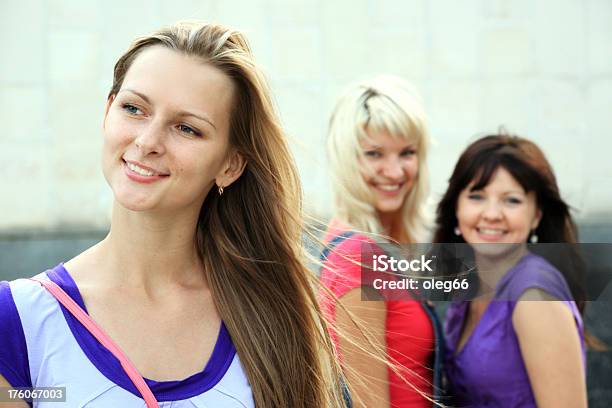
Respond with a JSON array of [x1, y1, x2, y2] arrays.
[[434, 134, 577, 245]]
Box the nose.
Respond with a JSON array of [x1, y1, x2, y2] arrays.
[[380, 157, 404, 180], [134, 119, 166, 156], [482, 199, 503, 221]]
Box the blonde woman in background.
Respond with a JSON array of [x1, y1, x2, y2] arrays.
[[319, 75, 443, 407], [0, 21, 347, 407]]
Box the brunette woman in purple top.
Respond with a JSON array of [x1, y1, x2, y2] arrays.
[[433, 135, 587, 407]]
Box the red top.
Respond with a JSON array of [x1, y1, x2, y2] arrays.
[[319, 219, 434, 407]]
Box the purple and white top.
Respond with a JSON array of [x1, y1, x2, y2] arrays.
[[444, 252, 585, 408], [0, 264, 254, 407]]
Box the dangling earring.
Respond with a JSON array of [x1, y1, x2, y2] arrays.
[[529, 230, 538, 244], [218, 185, 224, 196], [454, 227, 461, 236]]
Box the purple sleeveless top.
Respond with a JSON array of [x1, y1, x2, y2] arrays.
[[444, 253, 585, 407]]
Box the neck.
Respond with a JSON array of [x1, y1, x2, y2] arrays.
[[378, 210, 406, 242], [474, 244, 529, 295], [90, 200, 207, 294]]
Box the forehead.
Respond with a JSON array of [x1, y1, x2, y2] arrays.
[[470, 167, 526, 193], [360, 129, 417, 148], [121, 46, 234, 122]]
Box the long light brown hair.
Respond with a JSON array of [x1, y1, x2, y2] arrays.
[[109, 21, 345, 407]]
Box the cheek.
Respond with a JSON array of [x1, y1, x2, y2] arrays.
[[178, 145, 226, 180], [358, 159, 375, 183], [510, 208, 536, 235], [103, 114, 133, 151], [404, 159, 418, 178], [455, 199, 476, 227]]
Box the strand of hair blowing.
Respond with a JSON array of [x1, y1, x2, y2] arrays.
[[196, 114, 342, 407], [185, 26, 345, 407]]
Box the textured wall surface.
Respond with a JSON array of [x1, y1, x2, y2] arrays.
[[1, 0, 611, 230]]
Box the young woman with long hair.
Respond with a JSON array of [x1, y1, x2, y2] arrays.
[[434, 134, 587, 407], [319, 75, 443, 407], [0, 21, 346, 407]]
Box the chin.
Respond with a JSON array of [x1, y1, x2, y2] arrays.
[[469, 241, 525, 260], [117, 201, 154, 212], [375, 202, 404, 214], [111, 187, 158, 212], [116, 198, 155, 212]]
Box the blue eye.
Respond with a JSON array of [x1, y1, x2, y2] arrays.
[[364, 150, 381, 158], [178, 124, 201, 137], [400, 149, 416, 157], [122, 103, 142, 115]]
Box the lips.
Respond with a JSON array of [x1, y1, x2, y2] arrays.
[[476, 227, 508, 241], [372, 182, 405, 195], [122, 158, 170, 184], [122, 159, 169, 176]]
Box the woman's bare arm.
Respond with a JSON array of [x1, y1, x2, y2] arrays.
[[0, 374, 30, 408], [336, 287, 390, 408], [513, 289, 587, 408]]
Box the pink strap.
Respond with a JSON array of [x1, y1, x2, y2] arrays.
[[29, 277, 160, 408]]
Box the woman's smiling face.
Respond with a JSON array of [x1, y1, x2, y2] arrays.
[[359, 129, 419, 217], [102, 45, 240, 213], [456, 166, 541, 245]]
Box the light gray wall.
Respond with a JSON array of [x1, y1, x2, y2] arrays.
[[1, 0, 611, 230]]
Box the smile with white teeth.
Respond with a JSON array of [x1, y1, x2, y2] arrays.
[[126, 162, 156, 177], [377, 184, 402, 191], [477, 228, 505, 235]]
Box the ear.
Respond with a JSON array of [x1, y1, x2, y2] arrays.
[[531, 208, 542, 230], [102, 95, 115, 130], [215, 150, 247, 189]]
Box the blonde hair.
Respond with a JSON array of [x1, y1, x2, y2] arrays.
[[327, 75, 430, 242], [110, 21, 345, 407]]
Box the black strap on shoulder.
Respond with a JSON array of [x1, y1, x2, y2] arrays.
[[320, 231, 356, 263]]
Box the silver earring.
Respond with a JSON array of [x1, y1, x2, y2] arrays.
[[529, 232, 538, 244], [218, 185, 224, 196], [454, 227, 461, 236]]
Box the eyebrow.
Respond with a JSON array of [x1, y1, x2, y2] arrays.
[[120, 88, 217, 130], [362, 144, 416, 150], [468, 187, 526, 195]]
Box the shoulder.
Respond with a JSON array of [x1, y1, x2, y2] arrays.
[[0, 280, 22, 334], [320, 226, 385, 299], [1, 273, 54, 325], [0, 279, 39, 388], [322, 221, 382, 264], [328, 232, 378, 258], [512, 294, 585, 356], [505, 256, 585, 342], [321, 231, 381, 278], [0, 268, 73, 388], [5, 272, 62, 327], [496, 253, 573, 302]]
